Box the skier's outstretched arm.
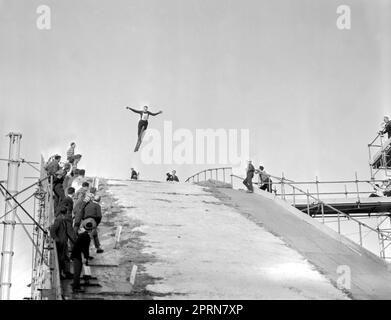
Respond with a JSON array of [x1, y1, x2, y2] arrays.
[[125, 106, 142, 114], [148, 110, 163, 116]]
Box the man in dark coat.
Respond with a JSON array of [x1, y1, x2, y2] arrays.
[[130, 168, 138, 180], [57, 186, 75, 218], [167, 170, 179, 182], [243, 160, 255, 193], [71, 221, 93, 293], [53, 163, 71, 213], [45, 155, 61, 176], [50, 205, 76, 279], [381, 116, 391, 139], [83, 195, 103, 253]]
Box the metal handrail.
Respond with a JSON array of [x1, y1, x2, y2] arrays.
[[185, 167, 232, 184], [270, 179, 385, 185], [229, 173, 391, 250], [261, 175, 389, 202], [185, 166, 391, 256]]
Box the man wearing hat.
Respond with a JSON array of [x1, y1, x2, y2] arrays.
[[71, 220, 94, 293], [83, 195, 104, 254]]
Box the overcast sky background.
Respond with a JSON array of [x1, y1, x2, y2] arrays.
[[0, 0, 390, 299]]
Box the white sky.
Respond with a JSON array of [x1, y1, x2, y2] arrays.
[[0, 0, 390, 299], [0, 0, 390, 181]]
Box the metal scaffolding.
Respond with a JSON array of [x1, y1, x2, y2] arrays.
[[368, 132, 391, 180], [0, 133, 22, 300], [30, 158, 61, 300], [0, 133, 61, 300]]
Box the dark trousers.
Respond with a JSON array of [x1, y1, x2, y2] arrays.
[[243, 173, 254, 192], [137, 120, 148, 137], [56, 241, 70, 275], [72, 258, 83, 288], [260, 181, 273, 193], [53, 183, 65, 213], [91, 228, 101, 249]]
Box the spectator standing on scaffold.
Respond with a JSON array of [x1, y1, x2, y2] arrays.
[[380, 116, 391, 139], [67, 142, 76, 162], [53, 163, 71, 213], [50, 205, 76, 280], [71, 221, 93, 293], [45, 155, 61, 177]]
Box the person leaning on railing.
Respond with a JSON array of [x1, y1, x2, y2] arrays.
[[256, 166, 273, 193]]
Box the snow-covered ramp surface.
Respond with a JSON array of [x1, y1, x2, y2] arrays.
[[106, 180, 348, 300]]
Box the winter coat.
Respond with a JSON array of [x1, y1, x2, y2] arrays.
[[83, 201, 102, 225], [50, 214, 76, 244]]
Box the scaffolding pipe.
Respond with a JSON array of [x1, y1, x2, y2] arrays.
[[0, 133, 22, 300]]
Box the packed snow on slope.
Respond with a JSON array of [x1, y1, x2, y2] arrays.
[[107, 180, 349, 300]]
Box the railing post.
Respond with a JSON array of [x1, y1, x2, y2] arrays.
[[204, 170, 207, 181], [380, 134, 388, 177], [321, 202, 325, 224], [344, 184, 348, 199], [281, 172, 286, 200], [368, 142, 374, 180], [379, 232, 385, 259], [337, 210, 341, 234], [223, 168, 226, 183], [292, 187, 296, 206], [306, 189, 310, 216], [358, 223, 363, 247], [355, 172, 360, 203], [315, 176, 320, 203]]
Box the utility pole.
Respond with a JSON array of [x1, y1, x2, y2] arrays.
[[0, 133, 22, 300]]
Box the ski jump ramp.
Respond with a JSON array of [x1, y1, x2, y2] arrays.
[[66, 179, 391, 300]]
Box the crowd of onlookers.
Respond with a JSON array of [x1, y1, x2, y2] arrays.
[[46, 142, 103, 293]]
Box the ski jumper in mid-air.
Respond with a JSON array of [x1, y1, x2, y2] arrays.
[[126, 106, 163, 152]]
